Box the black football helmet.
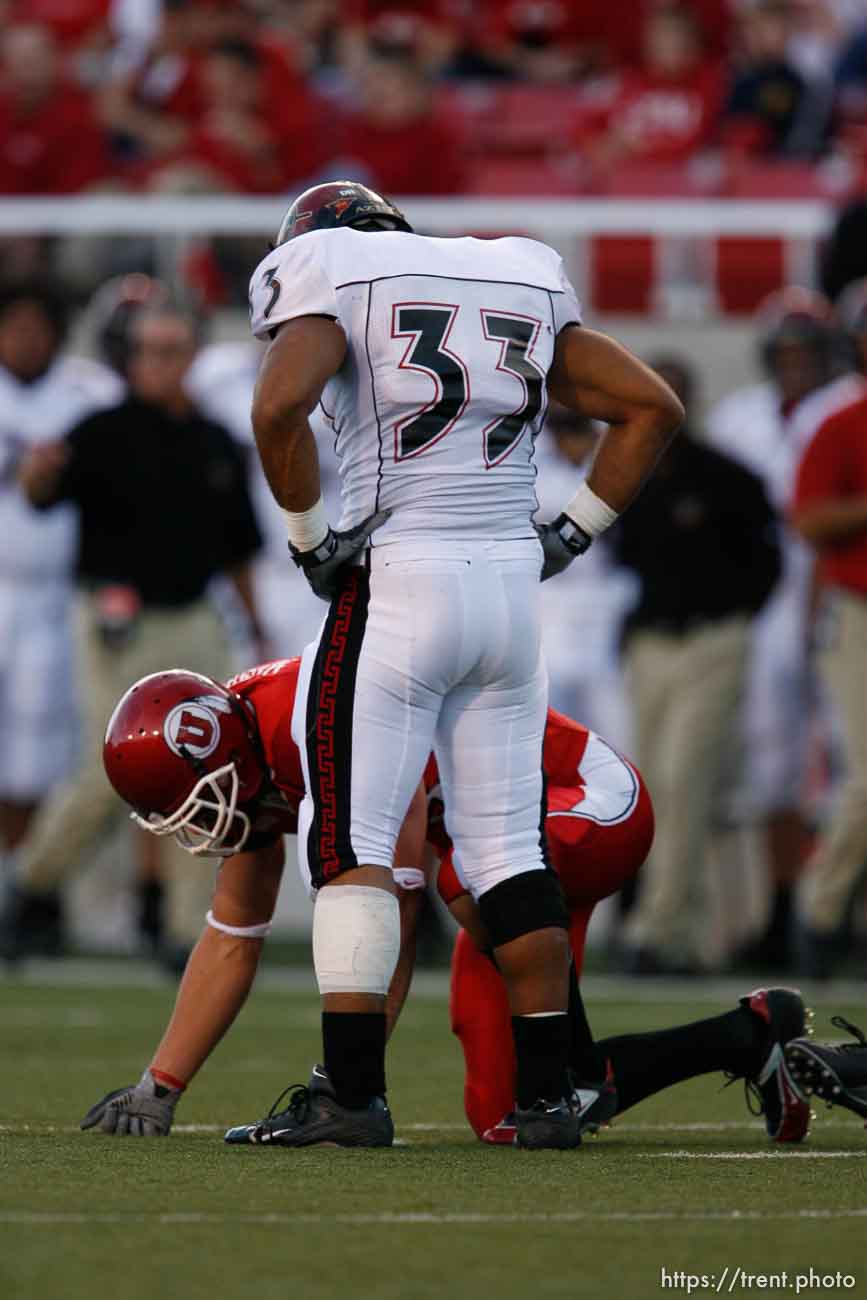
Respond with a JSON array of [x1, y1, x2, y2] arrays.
[[274, 180, 412, 248]]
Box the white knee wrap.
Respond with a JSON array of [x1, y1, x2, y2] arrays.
[[312, 885, 400, 996]]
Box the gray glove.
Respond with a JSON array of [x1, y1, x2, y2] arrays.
[[536, 513, 592, 582], [290, 510, 391, 602], [80, 1068, 182, 1137]]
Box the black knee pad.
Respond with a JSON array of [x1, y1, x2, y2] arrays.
[[477, 869, 570, 949]]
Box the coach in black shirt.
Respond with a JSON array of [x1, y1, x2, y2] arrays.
[[11, 302, 263, 957], [612, 357, 780, 975]]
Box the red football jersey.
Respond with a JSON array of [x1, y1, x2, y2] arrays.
[[226, 659, 305, 837]]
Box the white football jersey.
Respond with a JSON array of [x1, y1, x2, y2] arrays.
[[249, 228, 582, 545], [0, 356, 124, 580]]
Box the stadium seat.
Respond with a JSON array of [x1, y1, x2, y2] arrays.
[[590, 236, 656, 314], [714, 237, 786, 314]]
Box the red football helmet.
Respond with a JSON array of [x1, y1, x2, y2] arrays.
[[103, 671, 266, 858]]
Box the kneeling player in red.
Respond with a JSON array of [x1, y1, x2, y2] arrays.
[[83, 659, 810, 1146], [428, 711, 810, 1145]]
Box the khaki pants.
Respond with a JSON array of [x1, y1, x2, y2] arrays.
[[624, 616, 750, 963], [802, 589, 867, 932], [19, 594, 231, 946]]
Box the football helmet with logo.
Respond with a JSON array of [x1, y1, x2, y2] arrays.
[[103, 671, 266, 857], [274, 180, 412, 248]]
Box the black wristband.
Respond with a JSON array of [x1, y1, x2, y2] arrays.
[[553, 514, 592, 556]]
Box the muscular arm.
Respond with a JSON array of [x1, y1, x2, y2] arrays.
[[148, 840, 285, 1086], [547, 327, 684, 513], [251, 317, 346, 513], [791, 496, 867, 546]]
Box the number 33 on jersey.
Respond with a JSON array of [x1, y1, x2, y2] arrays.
[[249, 227, 582, 545]]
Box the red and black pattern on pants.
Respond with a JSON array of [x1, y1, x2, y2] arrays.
[[447, 770, 654, 1139], [305, 568, 371, 887]]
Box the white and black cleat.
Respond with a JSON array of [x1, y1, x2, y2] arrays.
[[514, 1097, 581, 1150], [224, 1066, 393, 1148]]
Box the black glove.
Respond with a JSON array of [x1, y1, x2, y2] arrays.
[[536, 513, 592, 582], [290, 510, 390, 601]]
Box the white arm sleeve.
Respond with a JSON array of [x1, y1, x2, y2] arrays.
[[551, 257, 583, 335], [249, 236, 341, 341]]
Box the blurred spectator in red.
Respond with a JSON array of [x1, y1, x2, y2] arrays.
[[468, 2, 602, 81], [149, 37, 324, 193], [262, 0, 343, 75], [721, 0, 828, 158], [338, 49, 467, 194], [601, 0, 735, 70], [581, 4, 725, 171], [98, 0, 204, 164], [0, 23, 110, 194], [339, 0, 460, 76], [11, 0, 111, 51]]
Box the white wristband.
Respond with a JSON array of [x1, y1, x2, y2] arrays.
[[206, 909, 272, 939], [393, 867, 427, 892], [563, 482, 619, 538], [282, 496, 329, 552]]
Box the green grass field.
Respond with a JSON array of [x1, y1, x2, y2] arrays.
[[1, 968, 866, 1300]]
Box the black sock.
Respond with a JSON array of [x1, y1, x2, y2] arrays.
[[137, 880, 164, 949], [512, 1013, 571, 1108], [597, 1007, 766, 1114], [567, 961, 606, 1080], [765, 884, 793, 942], [321, 1012, 386, 1109]]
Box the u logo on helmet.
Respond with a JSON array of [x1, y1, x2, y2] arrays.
[[164, 702, 222, 760]]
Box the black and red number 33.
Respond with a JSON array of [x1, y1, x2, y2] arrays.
[[390, 303, 545, 467]]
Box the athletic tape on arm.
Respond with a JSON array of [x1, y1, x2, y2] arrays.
[[206, 910, 272, 939]]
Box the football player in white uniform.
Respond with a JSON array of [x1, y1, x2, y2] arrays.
[[244, 181, 682, 1149], [0, 277, 122, 856]]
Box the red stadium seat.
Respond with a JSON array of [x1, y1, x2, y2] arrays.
[[715, 237, 786, 314], [591, 235, 656, 314]]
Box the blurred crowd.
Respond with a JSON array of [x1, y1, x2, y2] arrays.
[[0, 258, 866, 980], [8, 0, 867, 200]]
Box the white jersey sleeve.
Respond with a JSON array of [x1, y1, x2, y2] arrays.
[[249, 239, 340, 340], [551, 257, 582, 334]]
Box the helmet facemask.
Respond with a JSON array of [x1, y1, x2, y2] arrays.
[[130, 762, 251, 858]]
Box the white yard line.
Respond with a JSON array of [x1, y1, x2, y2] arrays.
[[644, 1150, 867, 1160], [2, 1208, 867, 1227]]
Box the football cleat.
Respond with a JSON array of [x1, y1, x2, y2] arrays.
[[785, 1017, 867, 1122], [224, 1066, 393, 1148], [733, 987, 811, 1143], [481, 1112, 519, 1145], [514, 1097, 581, 1150], [481, 1068, 616, 1146], [570, 1060, 618, 1136]]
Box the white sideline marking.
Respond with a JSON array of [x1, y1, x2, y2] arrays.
[[644, 1150, 867, 1160], [3, 1209, 867, 1227]]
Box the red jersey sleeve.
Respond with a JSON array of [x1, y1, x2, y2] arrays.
[[542, 709, 591, 788], [793, 406, 852, 514]]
